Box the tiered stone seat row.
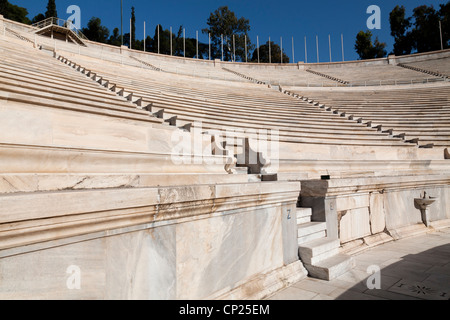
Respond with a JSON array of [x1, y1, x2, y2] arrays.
[[58, 51, 414, 148], [288, 86, 450, 147], [403, 57, 450, 78], [0, 40, 161, 124], [129, 52, 247, 83], [308, 64, 442, 86], [225, 65, 339, 87]]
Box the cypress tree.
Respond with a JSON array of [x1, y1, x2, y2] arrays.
[[45, 0, 57, 19]]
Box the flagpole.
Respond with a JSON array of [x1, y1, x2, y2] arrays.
[[244, 35, 247, 62], [281, 37, 283, 64], [120, 0, 123, 46], [257, 35, 260, 63], [269, 36, 271, 64], [292, 37, 295, 64], [316, 35, 319, 63], [305, 36, 307, 64], [329, 34, 332, 62]]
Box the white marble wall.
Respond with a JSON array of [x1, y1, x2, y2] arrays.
[[0, 201, 296, 300], [301, 177, 450, 245]]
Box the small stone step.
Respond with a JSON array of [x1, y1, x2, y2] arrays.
[[298, 231, 326, 245], [233, 167, 249, 175], [298, 222, 327, 237], [297, 208, 312, 219], [298, 238, 341, 265], [304, 253, 355, 281], [297, 216, 312, 224], [296, 208, 312, 224]]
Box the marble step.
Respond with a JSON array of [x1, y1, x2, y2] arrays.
[[296, 208, 312, 225], [304, 253, 355, 281], [297, 222, 327, 245], [298, 238, 341, 265]]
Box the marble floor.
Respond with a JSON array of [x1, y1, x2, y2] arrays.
[[268, 228, 450, 300]]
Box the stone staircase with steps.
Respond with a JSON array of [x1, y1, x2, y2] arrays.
[[296, 207, 355, 281], [398, 63, 448, 80], [130, 56, 164, 72], [222, 67, 267, 85], [305, 68, 350, 85]]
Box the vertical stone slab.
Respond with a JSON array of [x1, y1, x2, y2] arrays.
[[0, 15, 4, 35], [369, 192, 386, 234], [339, 208, 371, 243], [281, 203, 300, 265], [324, 197, 339, 240], [105, 226, 177, 300]]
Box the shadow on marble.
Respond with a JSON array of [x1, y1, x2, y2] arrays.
[[336, 242, 450, 300]]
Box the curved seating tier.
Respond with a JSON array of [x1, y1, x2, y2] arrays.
[[403, 57, 450, 78], [59, 51, 414, 150], [287, 85, 450, 148], [307, 64, 443, 86], [224, 64, 339, 87]]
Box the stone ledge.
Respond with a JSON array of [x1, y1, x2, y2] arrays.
[[0, 181, 301, 251], [301, 174, 450, 197], [210, 261, 308, 300], [0, 143, 228, 174], [429, 219, 450, 230]]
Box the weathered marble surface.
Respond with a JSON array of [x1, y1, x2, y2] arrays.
[[301, 175, 450, 245], [0, 192, 300, 300], [0, 181, 301, 299]]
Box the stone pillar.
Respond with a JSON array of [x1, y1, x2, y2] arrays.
[[282, 202, 302, 265], [0, 15, 4, 36], [388, 55, 397, 66], [120, 45, 128, 55]]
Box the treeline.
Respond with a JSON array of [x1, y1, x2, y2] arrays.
[[2, 1, 447, 62], [356, 3, 449, 60], [0, 1, 289, 63], [0, 0, 57, 24]]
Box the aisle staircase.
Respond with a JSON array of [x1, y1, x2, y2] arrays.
[[296, 207, 354, 281]]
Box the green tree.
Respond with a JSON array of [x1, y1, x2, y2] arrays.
[[389, 5, 413, 55], [251, 41, 289, 63], [411, 5, 441, 53], [390, 4, 450, 55], [202, 6, 254, 61], [440, 3, 450, 48], [355, 30, 387, 60], [0, 0, 31, 24], [45, 0, 57, 19], [131, 6, 136, 49], [81, 17, 110, 43], [108, 27, 122, 46], [0, 0, 7, 16], [31, 13, 46, 24], [151, 24, 171, 55]]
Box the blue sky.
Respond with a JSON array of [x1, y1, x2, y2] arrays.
[[11, 0, 448, 62]]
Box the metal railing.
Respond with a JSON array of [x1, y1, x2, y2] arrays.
[[252, 76, 450, 88], [31, 17, 88, 41]]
